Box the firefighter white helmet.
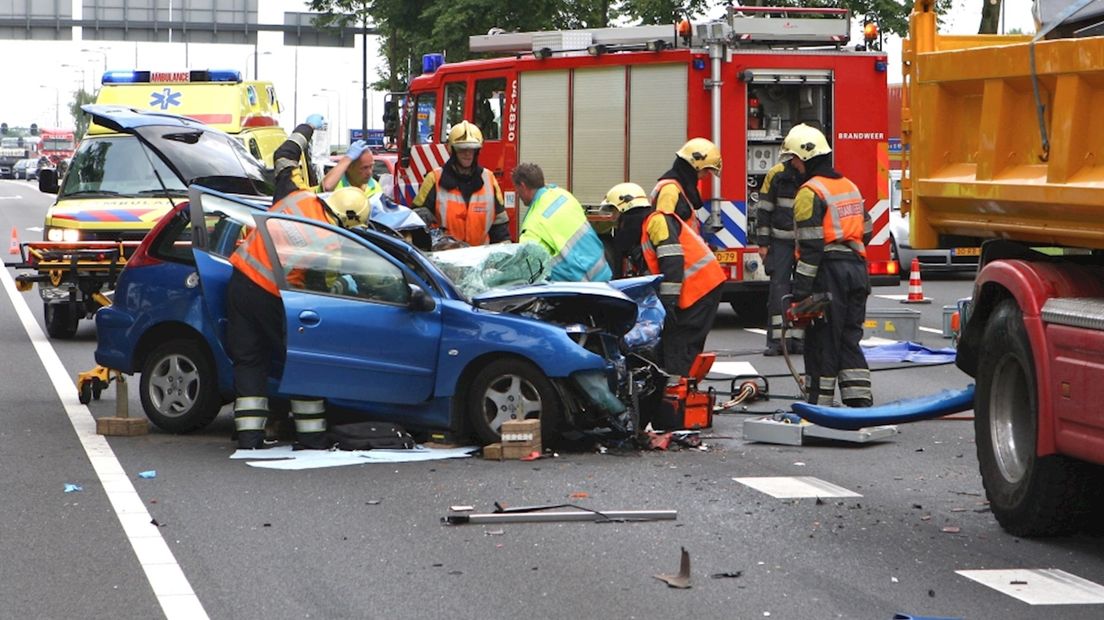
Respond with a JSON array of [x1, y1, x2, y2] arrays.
[[600, 182, 651, 212], [782, 124, 832, 161]]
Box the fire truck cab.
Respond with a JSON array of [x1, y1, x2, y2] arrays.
[[389, 6, 896, 320]]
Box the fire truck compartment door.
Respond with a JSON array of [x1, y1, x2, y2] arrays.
[[740, 69, 832, 85]]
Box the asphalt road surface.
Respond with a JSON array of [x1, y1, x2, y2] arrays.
[[2, 178, 1103, 620]]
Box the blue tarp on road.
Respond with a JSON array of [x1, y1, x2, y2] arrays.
[[863, 341, 957, 364]]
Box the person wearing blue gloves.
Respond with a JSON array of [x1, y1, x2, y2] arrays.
[[319, 138, 382, 200]]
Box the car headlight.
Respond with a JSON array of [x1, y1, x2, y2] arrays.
[[46, 228, 80, 242]]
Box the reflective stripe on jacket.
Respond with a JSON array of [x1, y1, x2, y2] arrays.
[[650, 178, 701, 234], [803, 176, 867, 258], [435, 168, 496, 246], [336, 174, 381, 198], [230, 190, 334, 297], [519, 186, 612, 282], [641, 211, 726, 309]]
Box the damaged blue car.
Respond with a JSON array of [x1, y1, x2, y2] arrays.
[[90, 105, 665, 444]]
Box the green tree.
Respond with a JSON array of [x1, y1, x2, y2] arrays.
[[69, 88, 96, 141], [620, 0, 713, 24]]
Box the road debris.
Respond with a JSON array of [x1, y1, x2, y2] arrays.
[[654, 547, 692, 589], [137, 470, 156, 479], [63, 483, 82, 493]]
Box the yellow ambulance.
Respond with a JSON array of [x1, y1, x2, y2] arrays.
[[35, 69, 300, 337]]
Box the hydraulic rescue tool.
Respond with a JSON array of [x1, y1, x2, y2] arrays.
[[781, 292, 831, 397]]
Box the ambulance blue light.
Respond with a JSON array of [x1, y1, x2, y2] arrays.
[[102, 71, 140, 84], [208, 70, 242, 82], [422, 53, 445, 74]]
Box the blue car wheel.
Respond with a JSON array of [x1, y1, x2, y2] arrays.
[[139, 339, 222, 433], [466, 359, 562, 446]]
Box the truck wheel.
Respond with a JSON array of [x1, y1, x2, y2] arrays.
[[466, 359, 562, 447], [730, 291, 769, 326], [139, 339, 222, 433], [44, 303, 79, 339], [975, 299, 1088, 536]]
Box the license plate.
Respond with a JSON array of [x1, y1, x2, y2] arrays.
[[952, 247, 981, 256], [714, 251, 741, 263]]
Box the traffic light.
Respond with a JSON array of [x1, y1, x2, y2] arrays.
[[29, 123, 38, 136], [0, 122, 7, 135]]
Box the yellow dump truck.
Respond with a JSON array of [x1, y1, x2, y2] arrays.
[[903, 0, 1104, 536]]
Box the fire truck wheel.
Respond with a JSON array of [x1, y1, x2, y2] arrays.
[[140, 339, 222, 434], [975, 299, 1089, 536], [466, 358, 562, 447], [44, 302, 79, 339], [730, 292, 769, 326]]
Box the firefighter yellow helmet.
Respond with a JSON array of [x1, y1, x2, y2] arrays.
[[446, 120, 484, 152], [676, 138, 722, 173], [325, 187, 371, 226], [782, 124, 832, 161], [600, 182, 651, 212]]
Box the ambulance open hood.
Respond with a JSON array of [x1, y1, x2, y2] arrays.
[[81, 104, 274, 196]]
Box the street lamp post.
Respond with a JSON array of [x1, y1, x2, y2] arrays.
[[38, 85, 59, 127], [320, 88, 342, 148], [310, 94, 334, 154], [81, 48, 108, 92], [61, 64, 87, 93], [244, 49, 272, 80]]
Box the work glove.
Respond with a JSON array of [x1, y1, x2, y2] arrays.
[[346, 140, 368, 160], [329, 275, 359, 296], [305, 114, 326, 130]]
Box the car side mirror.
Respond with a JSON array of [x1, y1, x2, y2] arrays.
[[408, 283, 436, 312], [38, 168, 58, 194]]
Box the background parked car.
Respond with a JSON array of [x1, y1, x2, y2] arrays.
[[887, 170, 979, 276], [13, 158, 39, 180]]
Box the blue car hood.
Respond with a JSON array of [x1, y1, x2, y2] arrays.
[[472, 281, 641, 336]]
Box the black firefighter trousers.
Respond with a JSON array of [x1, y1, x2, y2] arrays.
[[803, 255, 873, 407], [227, 269, 328, 449], [662, 284, 723, 379], [765, 238, 803, 348]]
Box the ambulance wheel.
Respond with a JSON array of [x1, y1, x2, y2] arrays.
[[44, 302, 79, 339], [975, 299, 1088, 536], [140, 339, 222, 434], [466, 358, 562, 446]]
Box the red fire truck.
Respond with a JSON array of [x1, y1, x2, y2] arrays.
[[388, 6, 897, 318], [38, 128, 76, 164]]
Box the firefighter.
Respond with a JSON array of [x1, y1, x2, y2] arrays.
[[786, 123, 874, 407], [319, 139, 382, 198], [601, 182, 653, 278], [411, 120, 510, 246], [227, 113, 363, 450], [755, 149, 805, 356], [642, 139, 728, 381], [513, 162, 611, 282]]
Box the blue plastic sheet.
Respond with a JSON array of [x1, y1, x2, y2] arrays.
[[63, 483, 83, 493], [863, 341, 956, 364]]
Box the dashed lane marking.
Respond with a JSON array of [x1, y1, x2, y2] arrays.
[[957, 569, 1104, 605], [0, 267, 208, 620], [743, 327, 767, 336], [918, 326, 943, 334], [732, 476, 862, 499], [875, 294, 910, 301]]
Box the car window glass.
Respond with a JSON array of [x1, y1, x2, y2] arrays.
[[149, 210, 195, 264], [196, 193, 260, 259], [441, 82, 467, 142], [410, 93, 437, 146], [132, 125, 274, 196], [266, 219, 410, 305], [474, 78, 506, 141], [61, 136, 187, 197]]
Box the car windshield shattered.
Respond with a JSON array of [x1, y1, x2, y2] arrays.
[[428, 243, 553, 297]]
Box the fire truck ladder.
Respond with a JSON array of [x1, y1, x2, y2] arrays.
[[469, 6, 852, 55]]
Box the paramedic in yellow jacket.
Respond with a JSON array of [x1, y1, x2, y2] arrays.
[[320, 139, 383, 199], [412, 121, 510, 246]]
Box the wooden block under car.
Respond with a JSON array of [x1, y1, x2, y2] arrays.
[[482, 442, 503, 460], [96, 416, 149, 436], [501, 419, 541, 459]]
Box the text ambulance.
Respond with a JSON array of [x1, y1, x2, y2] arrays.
[[389, 7, 897, 319]]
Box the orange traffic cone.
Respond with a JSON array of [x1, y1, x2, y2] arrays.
[[901, 257, 931, 304], [8, 226, 18, 256]]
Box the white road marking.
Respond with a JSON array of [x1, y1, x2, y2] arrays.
[[0, 267, 208, 620], [918, 326, 943, 334], [743, 327, 767, 336], [0, 195, 24, 200], [875, 294, 910, 301], [732, 476, 862, 499], [957, 569, 1104, 605], [860, 336, 898, 346], [710, 361, 759, 377]]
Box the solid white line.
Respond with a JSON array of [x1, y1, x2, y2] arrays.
[[744, 327, 768, 336], [0, 268, 208, 620], [918, 326, 943, 334]]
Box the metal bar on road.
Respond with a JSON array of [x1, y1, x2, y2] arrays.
[[443, 509, 678, 525]]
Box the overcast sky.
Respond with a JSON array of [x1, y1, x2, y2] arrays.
[[1, 0, 1036, 146]]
